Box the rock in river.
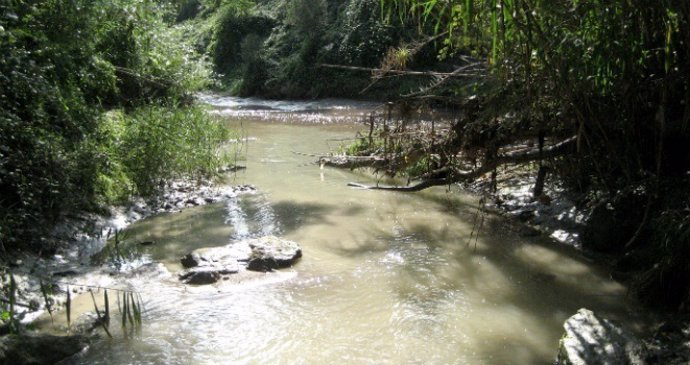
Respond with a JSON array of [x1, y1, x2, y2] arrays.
[[181, 246, 239, 269], [556, 308, 646, 365], [246, 236, 302, 272], [179, 246, 240, 285], [178, 236, 302, 284]]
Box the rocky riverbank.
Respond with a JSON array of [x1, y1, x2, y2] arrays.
[[1, 179, 257, 353], [556, 308, 690, 365], [463, 168, 690, 364]]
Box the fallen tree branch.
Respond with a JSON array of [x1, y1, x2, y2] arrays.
[[317, 64, 485, 78], [319, 155, 390, 169], [347, 136, 576, 191], [347, 178, 451, 192], [403, 62, 487, 97]]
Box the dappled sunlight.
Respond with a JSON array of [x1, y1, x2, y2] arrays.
[[66, 105, 651, 365], [516, 243, 626, 296], [515, 244, 591, 276]]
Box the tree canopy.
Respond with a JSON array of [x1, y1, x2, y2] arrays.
[[0, 0, 228, 252], [360, 0, 690, 308]]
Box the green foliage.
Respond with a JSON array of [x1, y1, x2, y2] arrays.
[[176, 0, 203, 22], [0, 0, 227, 252], [0, 273, 20, 334], [286, 0, 328, 37], [380, 0, 690, 308], [197, 0, 430, 98], [208, 1, 272, 80], [636, 202, 690, 309], [344, 137, 376, 156], [115, 105, 231, 197], [383, 0, 689, 188], [93, 105, 231, 202]]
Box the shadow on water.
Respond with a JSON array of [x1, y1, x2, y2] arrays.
[[80, 110, 651, 364], [271, 200, 338, 234], [93, 204, 231, 266], [320, 187, 648, 364], [101, 194, 364, 266], [386, 212, 646, 364]]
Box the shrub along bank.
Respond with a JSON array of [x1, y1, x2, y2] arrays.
[[0, 0, 229, 254]]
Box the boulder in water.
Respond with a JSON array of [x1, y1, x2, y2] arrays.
[[179, 246, 240, 285], [246, 236, 302, 272], [556, 308, 646, 365], [178, 236, 302, 283], [181, 246, 238, 269]]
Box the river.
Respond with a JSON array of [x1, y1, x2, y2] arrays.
[[60, 95, 647, 364]]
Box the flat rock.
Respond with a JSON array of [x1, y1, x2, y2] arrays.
[[181, 246, 238, 269], [178, 236, 302, 284], [557, 308, 646, 365], [179, 246, 240, 285]]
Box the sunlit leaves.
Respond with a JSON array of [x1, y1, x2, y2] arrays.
[[0, 0, 220, 250]]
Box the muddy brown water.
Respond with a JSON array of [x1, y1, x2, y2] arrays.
[[57, 96, 649, 364]]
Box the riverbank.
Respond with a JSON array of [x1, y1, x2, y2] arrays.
[[2, 94, 681, 364], [464, 165, 583, 248], [464, 166, 690, 364], [1, 177, 256, 331]]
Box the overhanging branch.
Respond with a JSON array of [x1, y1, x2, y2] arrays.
[[317, 64, 486, 78], [346, 136, 576, 192]]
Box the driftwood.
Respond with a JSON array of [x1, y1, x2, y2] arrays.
[[347, 179, 450, 192], [344, 136, 577, 192], [319, 155, 389, 170]]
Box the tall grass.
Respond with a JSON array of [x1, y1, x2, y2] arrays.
[[95, 105, 232, 202]]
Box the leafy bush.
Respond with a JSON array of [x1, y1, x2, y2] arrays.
[[636, 206, 690, 309], [197, 0, 431, 98], [379, 0, 690, 308], [115, 105, 231, 197], [0, 0, 227, 252], [208, 1, 272, 77]]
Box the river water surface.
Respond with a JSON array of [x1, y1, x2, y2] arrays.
[[62, 95, 647, 364]]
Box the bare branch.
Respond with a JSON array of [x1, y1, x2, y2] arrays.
[[346, 136, 577, 192], [317, 64, 486, 78], [403, 62, 488, 97]]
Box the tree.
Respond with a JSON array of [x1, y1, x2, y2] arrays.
[[337, 0, 690, 309]]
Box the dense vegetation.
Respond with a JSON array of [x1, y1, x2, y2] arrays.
[[356, 0, 689, 309], [1, 0, 689, 311], [177, 0, 690, 309], [0, 0, 229, 253], [175, 0, 444, 98]]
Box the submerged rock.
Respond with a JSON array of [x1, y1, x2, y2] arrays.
[[0, 333, 89, 365], [556, 308, 646, 365], [246, 236, 302, 272]]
